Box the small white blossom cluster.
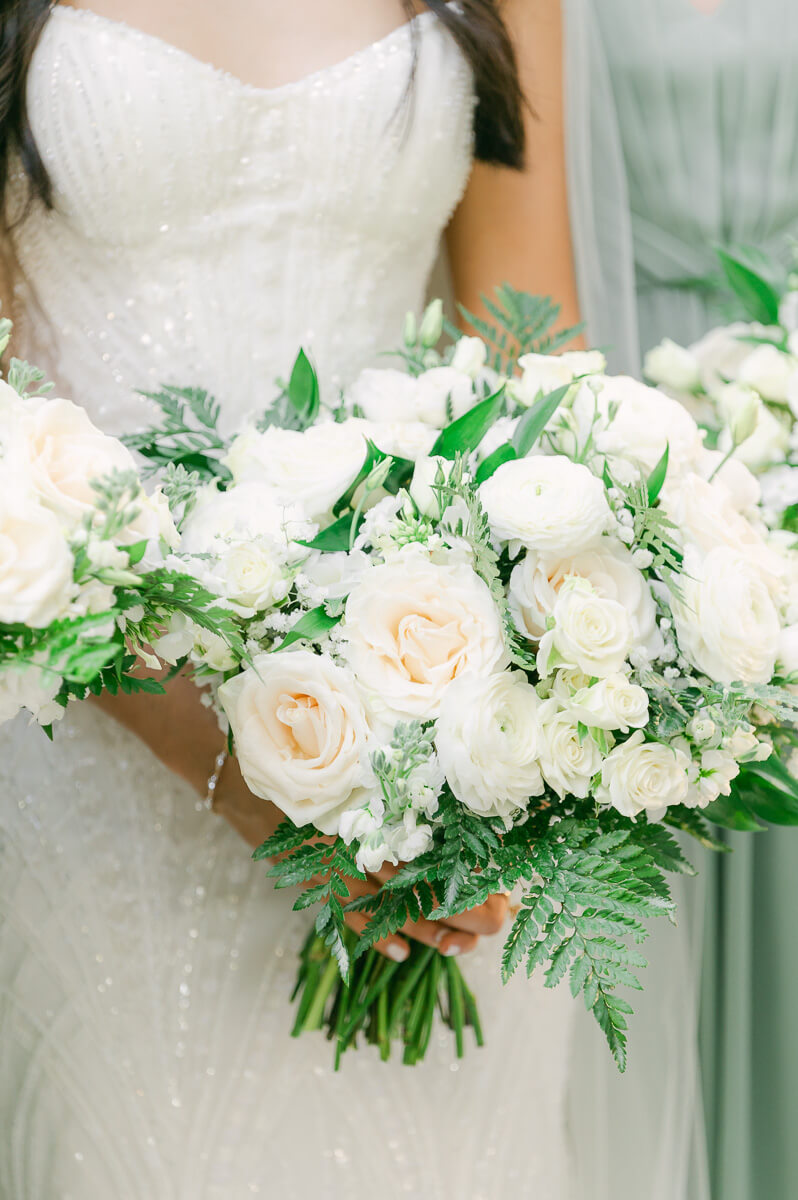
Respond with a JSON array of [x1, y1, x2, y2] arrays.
[[0, 377, 179, 725], [194, 324, 795, 869]]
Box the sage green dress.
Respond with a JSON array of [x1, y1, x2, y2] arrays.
[[570, 2, 798, 1196]]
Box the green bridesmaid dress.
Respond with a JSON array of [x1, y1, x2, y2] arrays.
[[570, 2, 798, 1196]]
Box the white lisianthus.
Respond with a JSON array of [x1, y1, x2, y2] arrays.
[[643, 338, 701, 392], [341, 550, 507, 722], [510, 353, 574, 406], [508, 540, 662, 659], [0, 663, 63, 726], [537, 578, 634, 679], [536, 698, 604, 799], [595, 730, 690, 819], [737, 343, 797, 403], [218, 649, 374, 833], [715, 382, 761, 446], [568, 674, 650, 733], [671, 546, 781, 684], [409, 455, 452, 518], [222, 422, 366, 519], [685, 748, 740, 809], [594, 375, 704, 476], [480, 457, 611, 557], [0, 491, 74, 626], [215, 543, 289, 612], [413, 366, 475, 427], [689, 322, 764, 395], [361, 419, 438, 463], [559, 350, 607, 377], [695, 450, 761, 513], [347, 367, 420, 424], [450, 336, 488, 378], [435, 670, 545, 820], [777, 624, 798, 676]]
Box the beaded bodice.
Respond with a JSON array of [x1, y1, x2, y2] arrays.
[[12, 7, 475, 433]]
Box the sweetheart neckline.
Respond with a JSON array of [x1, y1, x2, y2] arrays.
[[51, 5, 438, 102]]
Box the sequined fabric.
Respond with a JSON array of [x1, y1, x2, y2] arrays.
[[0, 10, 576, 1197]]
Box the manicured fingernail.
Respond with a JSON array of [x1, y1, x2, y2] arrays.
[[386, 942, 409, 962], [442, 943, 461, 957], [434, 926, 447, 946]]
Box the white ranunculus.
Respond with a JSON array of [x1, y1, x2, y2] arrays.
[[537, 578, 635, 678], [347, 367, 420, 424], [643, 338, 701, 392], [435, 670, 545, 820], [23, 398, 137, 525], [594, 375, 704, 476], [413, 366, 475, 426], [450, 336, 488, 378], [537, 698, 604, 799], [671, 546, 781, 684], [0, 491, 74, 626], [596, 730, 690, 819], [222, 422, 367, 519], [341, 550, 507, 722], [508, 540, 662, 659], [510, 353, 575, 407], [409, 455, 452, 518], [777, 624, 798, 676], [219, 649, 374, 833], [0, 663, 63, 726], [568, 674, 650, 733], [480, 457, 611, 557], [689, 322, 763, 395], [737, 343, 797, 403]]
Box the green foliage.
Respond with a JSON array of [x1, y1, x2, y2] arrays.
[[123, 385, 229, 481], [6, 357, 54, 398], [609, 467, 684, 593], [715, 246, 783, 325], [458, 284, 583, 375], [646, 444, 670, 505], [512, 383, 573, 457], [160, 463, 203, 527], [275, 604, 342, 652], [431, 386, 507, 460]]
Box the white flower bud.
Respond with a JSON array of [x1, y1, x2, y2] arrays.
[[419, 299, 444, 349]]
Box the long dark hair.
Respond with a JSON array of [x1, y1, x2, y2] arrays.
[[1, 0, 525, 226]]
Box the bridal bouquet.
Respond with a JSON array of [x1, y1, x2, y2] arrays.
[[133, 290, 798, 1070], [0, 319, 240, 728]]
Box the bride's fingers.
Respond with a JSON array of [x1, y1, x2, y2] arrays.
[[344, 909, 411, 962], [341, 875, 479, 959], [441, 892, 510, 936]]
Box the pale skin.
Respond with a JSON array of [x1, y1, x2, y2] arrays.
[[11, 0, 583, 961]]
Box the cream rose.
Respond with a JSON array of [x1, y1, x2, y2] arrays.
[[222, 421, 367, 519], [435, 670, 545, 820], [537, 698, 604, 799], [671, 546, 781, 684], [509, 540, 662, 659], [594, 375, 704, 476], [341, 550, 507, 722], [23, 398, 137, 524], [480, 456, 611, 557], [218, 650, 373, 833], [595, 731, 690, 819], [537, 578, 635, 679], [0, 491, 74, 626], [568, 674, 650, 733]]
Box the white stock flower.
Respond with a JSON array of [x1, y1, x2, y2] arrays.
[[435, 670, 545, 820], [537, 698, 604, 799], [671, 546, 781, 684], [0, 663, 62, 726], [219, 650, 374, 833], [341, 550, 507, 722], [537, 578, 635, 679], [643, 338, 701, 392], [22, 398, 137, 525], [594, 375, 704, 476], [480, 457, 611, 557], [686, 748, 740, 809], [737, 343, 797, 403], [0, 491, 74, 626], [595, 731, 690, 819], [568, 674, 650, 733], [450, 336, 488, 378], [508, 540, 662, 659], [222, 422, 367, 519]]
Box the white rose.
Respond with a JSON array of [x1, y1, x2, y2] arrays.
[[537, 578, 635, 679], [0, 491, 74, 626], [737, 343, 797, 402], [568, 674, 650, 733], [347, 367, 419, 424], [23, 398, 137, 524], [218, 649, 374, 833], [777, 625, 798, 675], [222, 422, 366, 519], [595, 730, 690, 819], [643, 338, 701, 392], [537, 698, 604, 799], [216, 543, 288, 612], [671, 546, 781, 683], [689, 323, 763, 395], [480, 457, 611, 556], [451, 336, 488, 378], [409, 455, 452, 518], [0, 663, 62, 726], [413, 367, 475, 426], [594, 375, 704, 476], [341, 551, 507, 722], [508, 540, 662, 658], [510, 353, 575, 407], [435, 670, 545, 820]]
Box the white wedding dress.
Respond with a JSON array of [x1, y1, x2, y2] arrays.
[[0, 10, 577, 1198]]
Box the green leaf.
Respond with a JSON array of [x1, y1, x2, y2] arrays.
[[474, 442, 518, 485], [703, 791, 766, 832], [715, 247, 781, 325], [125, 539, 149, 566], [298, 512, 365, 553], [646, 444, 669, 505], [287, 349, 320, 425], [511, 383, 571, 458], [431, 386, 506, 460], [276, 605, 342, 652]]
